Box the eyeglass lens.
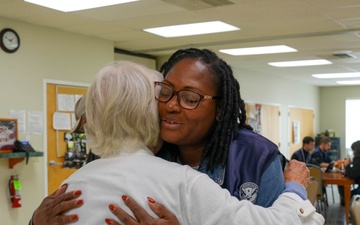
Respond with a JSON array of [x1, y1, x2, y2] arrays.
[[155, 83, 201, 110]]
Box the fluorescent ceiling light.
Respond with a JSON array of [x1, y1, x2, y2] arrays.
[[337, 80, 360, 85], [219, 45, 297, 56], [312, 72, 360, 79], [24, 0, 139, 12], [268, 59, 332, 67], [143, 21, 239, 38]]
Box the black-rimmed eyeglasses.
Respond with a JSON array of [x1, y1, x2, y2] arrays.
[[154, 82, 221, 110]]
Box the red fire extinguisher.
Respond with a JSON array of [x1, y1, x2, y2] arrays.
[[8, 175, 22, 208]]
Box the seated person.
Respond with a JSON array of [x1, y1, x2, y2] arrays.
[[339, 140, 360, 205], [34, 61, 324, 225], [291, 136, 314, 164], [345, 140, 360, 196], [310, 137, 334, 170]]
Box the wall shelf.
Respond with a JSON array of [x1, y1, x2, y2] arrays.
[[0, 152, 44, 168]]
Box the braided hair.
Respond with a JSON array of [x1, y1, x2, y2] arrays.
[[160, 48, 252, 171]]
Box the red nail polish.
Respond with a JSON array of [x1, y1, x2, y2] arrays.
[[70, 214, 78, 221], [122, 195, 128, 201], [74, 190, 82, 196], [109, 204, 116, 211], [147, 197, 156, 204], [105, 218, 113, 225], [75, 199, 83, 205]]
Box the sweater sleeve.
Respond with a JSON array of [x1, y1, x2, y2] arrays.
[[187, 173, 325, 225]]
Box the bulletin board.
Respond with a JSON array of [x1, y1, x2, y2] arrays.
[[288, 107, 314, 157], [50, 85, 88, 157], [245, 103, 280, 147]]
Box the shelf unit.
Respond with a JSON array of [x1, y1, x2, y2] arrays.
[[0, 152, 44, 168]]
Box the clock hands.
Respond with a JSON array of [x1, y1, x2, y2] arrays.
[[5, 36, 14, 42]]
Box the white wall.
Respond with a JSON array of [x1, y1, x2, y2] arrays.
[[235, 68, 320, 157], [0, 18, 114, 225], [319, 86, 360, 158]]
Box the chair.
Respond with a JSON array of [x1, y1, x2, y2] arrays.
[[307, 164, 327, 215], [307, 177, 319, 205], [351, 194, 360, 225]]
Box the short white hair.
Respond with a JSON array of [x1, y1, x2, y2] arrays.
[[85, 61, 163, 157]]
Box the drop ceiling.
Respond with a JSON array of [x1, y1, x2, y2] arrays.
[[1, 0, 360, 86]]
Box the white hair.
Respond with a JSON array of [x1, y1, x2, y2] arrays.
[[85, 61, 163, 157]]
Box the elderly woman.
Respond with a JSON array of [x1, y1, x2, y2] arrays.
[[32, 60, 323, 225]]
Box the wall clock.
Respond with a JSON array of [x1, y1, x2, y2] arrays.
[[0, 28, 20, 53]]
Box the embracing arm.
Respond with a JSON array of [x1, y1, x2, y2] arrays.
[[184, 160, 322, 225], [108, 160, 323, 225], [29, 184, 83, 225]]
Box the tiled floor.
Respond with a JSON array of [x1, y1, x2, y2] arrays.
[[323, 185, 350, 225]]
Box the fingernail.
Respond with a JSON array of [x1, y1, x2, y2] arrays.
[[105, 218, 113, 225], [60, 184, 67, 188], [74, 190, 82, 196], [109, 204, 116, 211], [147, 197, 156, 204], [122, 195, 129, 201], [75, 199, 83, 205], [70, 214, 78, 221]]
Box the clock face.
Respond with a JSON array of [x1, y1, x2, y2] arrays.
[[0, 28, 20, 53]]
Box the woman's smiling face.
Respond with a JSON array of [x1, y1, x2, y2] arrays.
[[158, 58, 219, 148]]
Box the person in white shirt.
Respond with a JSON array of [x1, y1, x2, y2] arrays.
[[40, 60, 324, 225]]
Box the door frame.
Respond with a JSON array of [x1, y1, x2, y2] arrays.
[[42, 79, 89, 196]]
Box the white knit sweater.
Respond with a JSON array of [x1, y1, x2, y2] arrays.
[[62, 149, 324, 225]]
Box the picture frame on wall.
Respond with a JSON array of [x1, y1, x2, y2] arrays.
[[0, 118, 18, 151]]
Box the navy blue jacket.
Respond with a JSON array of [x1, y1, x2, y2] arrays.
[[310, 146, 332, 166], [291, 148, 311, 164], [157, 127, 283, 205]]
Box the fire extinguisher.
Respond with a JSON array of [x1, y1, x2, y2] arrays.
[[8, 175, 22, 208]]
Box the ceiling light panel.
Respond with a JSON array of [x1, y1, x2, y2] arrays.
[[312, 72, 360, 79], [219, 45, 297, 56], [24, 0, 139, 12], [268, 59, 332, 67], [143, 21, 240, 38], [337, 80, 360, 85]]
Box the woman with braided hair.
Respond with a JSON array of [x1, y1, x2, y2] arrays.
[[30, 48, 302, 225], [154, 48, 285, 207]]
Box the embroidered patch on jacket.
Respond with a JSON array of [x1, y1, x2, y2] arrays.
[[240, 182, 259, 203]]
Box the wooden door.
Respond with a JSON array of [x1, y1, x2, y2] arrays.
[[47, 83, 87, 194], [288, 107, 314, 157], [245, 103, 280, 146]]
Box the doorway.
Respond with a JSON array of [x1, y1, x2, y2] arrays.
[[44, 80, 88, 194]]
